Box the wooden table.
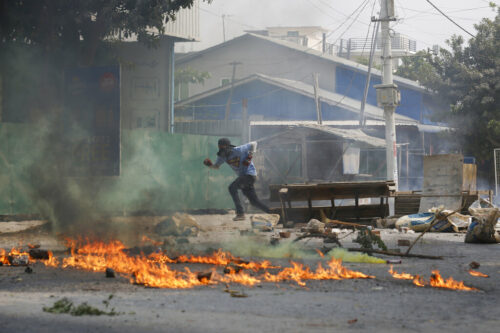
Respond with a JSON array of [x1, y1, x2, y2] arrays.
[[269, 181, 396, 224]]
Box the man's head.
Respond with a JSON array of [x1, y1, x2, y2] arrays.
[[217, 137, 235, 157]]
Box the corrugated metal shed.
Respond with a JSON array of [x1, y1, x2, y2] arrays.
[[164, 0, 200, 41], [250, 120, 451, 133], [256, 124, 386, 148]]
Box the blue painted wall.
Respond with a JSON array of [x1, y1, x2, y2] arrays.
[[335, 66, 435, 123], [178, 80, 359, 121]]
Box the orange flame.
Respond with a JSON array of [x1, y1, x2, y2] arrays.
[[468, 270, 489, 278], [315, 249, 325, 258], [263, 258, 374, 286], [389, 266, 478, 291], [388, 265, 415, 280], [429, 270, 478, 291], [31, 238, 374, 289], [413, 275, 426, 287], [0, 247, 30, 266]]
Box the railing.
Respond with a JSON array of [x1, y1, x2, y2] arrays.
[[339, 35, 417, 54], [174, 120, 243, 137]]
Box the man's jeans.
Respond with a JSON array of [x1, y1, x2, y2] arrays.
[[228, 175, 270, 215]]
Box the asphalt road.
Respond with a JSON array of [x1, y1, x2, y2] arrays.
[[1, 216, 499, 332]]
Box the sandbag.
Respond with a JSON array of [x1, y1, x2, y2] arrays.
[[465, 208, 500, 243]]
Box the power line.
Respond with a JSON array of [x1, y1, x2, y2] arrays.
[[424, 0, 476, 38]]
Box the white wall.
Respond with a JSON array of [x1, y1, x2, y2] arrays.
[[117, 39, 174, 132], [177, 36, 337, 98]]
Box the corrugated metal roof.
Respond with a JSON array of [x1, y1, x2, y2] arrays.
[[176, 73, 418, 124], [176, 33, 427, 92], [255, 74, 418, 123], [256, 124, 386, 148], [163, 0, 200, 41], [250, 120, 451, 132]]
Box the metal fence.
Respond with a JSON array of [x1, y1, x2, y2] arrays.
[[495, 148, 500, 196]]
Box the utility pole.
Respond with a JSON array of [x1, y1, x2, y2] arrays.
[[312, 73, 322, 125], [374, 0, 400, 190], [222, 14, 226, 42], [359, 20, 380, 127], [222, 14, 232, 42], [224, 61, 242, 120]]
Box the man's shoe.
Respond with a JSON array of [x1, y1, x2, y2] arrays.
[[233, 214, 246, 221]]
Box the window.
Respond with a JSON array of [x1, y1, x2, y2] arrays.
[[287, 31, 299, 37], [174, 82, 189, 102]]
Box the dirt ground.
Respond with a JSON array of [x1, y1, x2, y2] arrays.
[[1, 214, 499, 333]]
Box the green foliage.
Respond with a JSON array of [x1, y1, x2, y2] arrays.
[[43, 295, 119, 316], [354, 229, 387, 251], [395, 8, 500, 180], [175, 67, 211, 86], [0, 1, 210, 53], [43, 298, 73, 314]]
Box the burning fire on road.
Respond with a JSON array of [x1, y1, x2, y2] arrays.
[[1, 238, 373, 289], [388, 266, 478, 291], [1, 239, 480, 291]]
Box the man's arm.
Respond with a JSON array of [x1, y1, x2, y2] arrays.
[[242, 141, 258, 166], [203, 157, 222, 169]]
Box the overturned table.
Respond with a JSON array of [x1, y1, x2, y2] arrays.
[[269, 181, 396, 224]]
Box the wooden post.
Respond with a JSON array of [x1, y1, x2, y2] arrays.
[[241, 98, 249, 143], [301, 134, 308, 183], [279, 188, 289, 225], [224, 61, 241, 120]]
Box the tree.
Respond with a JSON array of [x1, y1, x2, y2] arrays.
[[0, 0, 210, 118], [0, 0, 209, 65], [395, 7, 500, 184]]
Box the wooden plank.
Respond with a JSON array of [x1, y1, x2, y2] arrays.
[[462, 164, 477, 191], [419, 154, 463, 212], [270, 204, 389, 223], [269, 181, 394, 202]]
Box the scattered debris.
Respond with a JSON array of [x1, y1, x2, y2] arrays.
[[404, 207, 463, 256], [386, 259, 402, 264], [347, 248, 442, 260], [196, 271, 212, 282], [279, 231, 291, 238], [154, 213, 202, 237], [347, 319, 358, 324], [375, 217, 398, 228], [29, 249, 51, 260], [306, 219, 325, 233], [224, 288, 248, 298], [8, 254, 29, 266], [105, 268, 115, 278], [270, 235, 280, 246], [469, 261, 480, 269], [250, 214, 280, 231], [293, 232, 341, 247], [320, 210, 367, 229], [354, 229, 387, 251], [465, 206, 500, 243], [223, 263, 243, 274], [43, 296, 119, 316], [24, 266, 33, 274]]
